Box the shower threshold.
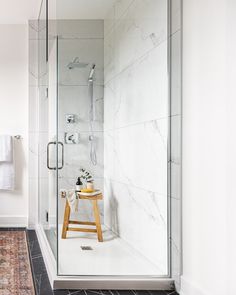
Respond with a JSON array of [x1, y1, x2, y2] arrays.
[[36, 224, 174, 290]]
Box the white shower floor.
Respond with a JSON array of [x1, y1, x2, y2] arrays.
[[58, 225, 163, 276]]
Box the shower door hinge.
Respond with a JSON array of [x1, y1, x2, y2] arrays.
[[46, 211, 49, 222], [45, 87, 49, 98]]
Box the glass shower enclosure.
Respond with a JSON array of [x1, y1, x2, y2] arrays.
[[37, 0, 180, 283]]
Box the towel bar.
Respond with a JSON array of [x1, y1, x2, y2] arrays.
[[14, 135, 22, 139]]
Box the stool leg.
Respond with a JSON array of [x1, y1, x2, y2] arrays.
[[92, 200, 103, 242], [62, 200, 70, 239]]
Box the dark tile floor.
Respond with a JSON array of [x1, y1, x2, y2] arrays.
[[26, 230, 178, 295]]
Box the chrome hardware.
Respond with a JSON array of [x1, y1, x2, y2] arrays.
[[66, 114, 76, 124], [14, 135, 22, 139], [65, 132, 79, 144]]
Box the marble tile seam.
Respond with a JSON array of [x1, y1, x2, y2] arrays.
[[103, 117, 169, 133], [104, 39, 168, 86], [104, 178, 168, 198], [104, 0, 137, 39]]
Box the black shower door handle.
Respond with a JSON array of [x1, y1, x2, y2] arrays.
[[47, 141, 64, 170]]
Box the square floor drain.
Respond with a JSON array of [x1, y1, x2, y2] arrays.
[[81, 246, 93, 250]]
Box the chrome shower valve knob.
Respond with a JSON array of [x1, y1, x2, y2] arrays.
[[89, 135, 94, 141], [66, 114, 76, 124], [65, 132, 79, 144]]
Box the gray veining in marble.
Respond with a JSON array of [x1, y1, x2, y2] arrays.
[[104, 0, 169, 275]]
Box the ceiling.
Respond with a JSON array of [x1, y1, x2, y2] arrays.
[[0, 0, 116, 24], [0, 0, 42, 24]]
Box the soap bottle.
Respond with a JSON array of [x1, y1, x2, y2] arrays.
[[76, 177, 83, 191]]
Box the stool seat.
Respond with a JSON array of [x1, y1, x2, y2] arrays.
[[61, 192, 103, 242]]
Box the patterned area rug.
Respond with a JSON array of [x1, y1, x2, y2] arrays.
[[0, 231, 35, 295]]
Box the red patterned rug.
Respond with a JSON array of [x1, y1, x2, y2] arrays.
[[0, 231, 35, 295]]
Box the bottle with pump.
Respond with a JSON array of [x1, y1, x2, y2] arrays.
[[76, 177, 83, 191]]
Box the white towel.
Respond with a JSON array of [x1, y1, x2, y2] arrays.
[[66, 190, 78, 213], [0, 135, 15, 190], [0, 135, 13, 162]]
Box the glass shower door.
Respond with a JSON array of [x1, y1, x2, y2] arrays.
[[38, 0, 59, 258]]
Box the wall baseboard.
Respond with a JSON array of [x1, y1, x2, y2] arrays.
[[180, 276, 208, 295], [0, 215, 28, 227]]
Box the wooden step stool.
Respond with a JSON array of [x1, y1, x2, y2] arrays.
[[61, 192, 103, 242]]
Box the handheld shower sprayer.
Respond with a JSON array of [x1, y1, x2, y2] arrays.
[[88, 64, 96, 82]]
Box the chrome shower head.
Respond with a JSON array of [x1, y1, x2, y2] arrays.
[[67, 57, 89, 69]]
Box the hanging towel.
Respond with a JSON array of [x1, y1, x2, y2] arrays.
[[0, 135, 15, 190], [66, 189, 78, 213], [0, 135, 13, 162]]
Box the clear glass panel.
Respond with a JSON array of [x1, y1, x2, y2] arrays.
[[55, 0, 169, 276], [38, 0, 58, 258]]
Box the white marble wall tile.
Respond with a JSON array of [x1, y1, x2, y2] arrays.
[[29, 87, 39, 133], [104, 8, 115, 37], [29, 33, 39, 87], [58, 39, 104, 86], [38, 95, 49, 133], [104, 0, 167, 82], [113, 0, 135, 22], [29, 40, 38, 80], [171, 0, 181, 35], [29, 132, 39, 179], [29, 71, 38, 87], [58, 131, 104, 178], [57, 20, 104, 39], [104, 0, 134, 37], [104, 179, 168, 273], [104, 119, 168, 195], [104, 41, 168, 130], [38, 132, 50, 178], [38, 31, 48, 87], [104, 0, 168, 274], [104, 30, 116, 84], [29, 20, 39, 40], [104, 81, 116, 131], [58, 85, 104, 132]]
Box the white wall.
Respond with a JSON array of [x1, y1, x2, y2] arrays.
[[181, 0, 235, 294], [0, 25, 28, 226]]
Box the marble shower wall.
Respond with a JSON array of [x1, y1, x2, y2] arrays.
[[104, 0, 168, 274], [56, 20, 104, 224]]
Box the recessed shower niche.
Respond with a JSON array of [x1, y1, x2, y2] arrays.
[[30, 0, 182, 290]]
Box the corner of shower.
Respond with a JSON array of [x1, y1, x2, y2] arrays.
[[32, 0, 182, 291]]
